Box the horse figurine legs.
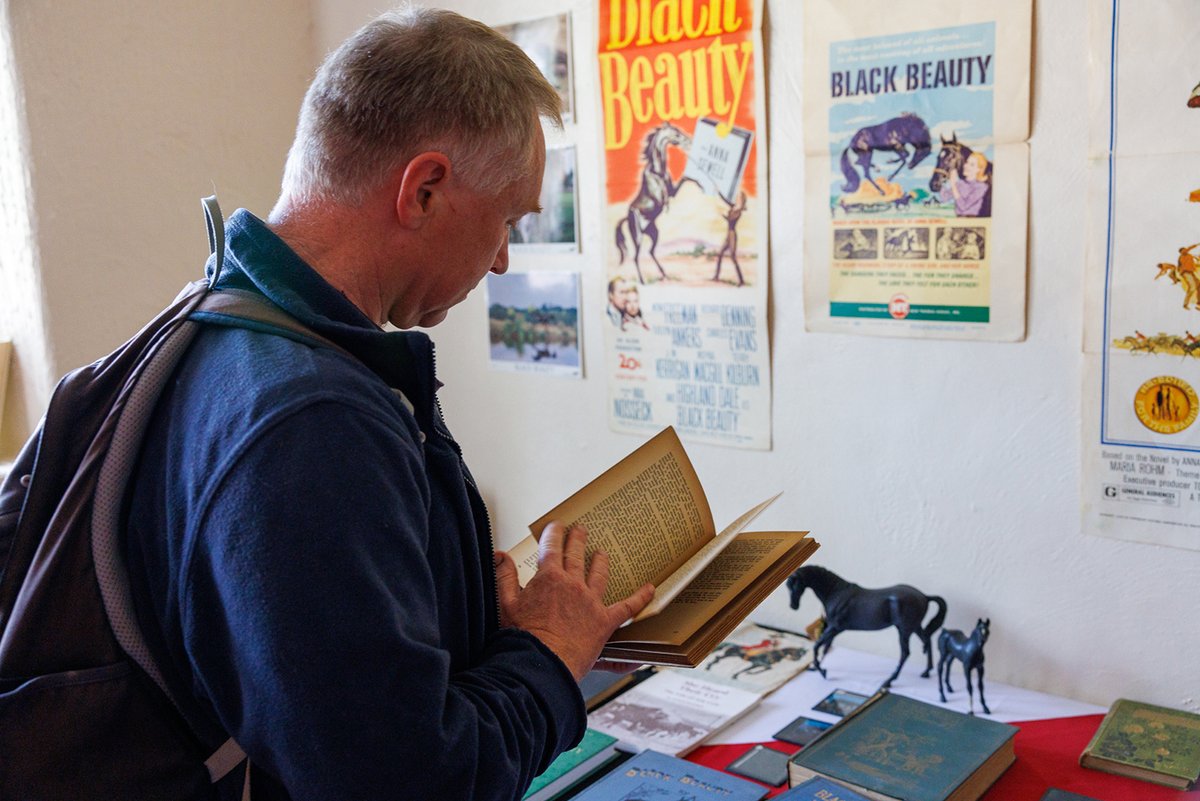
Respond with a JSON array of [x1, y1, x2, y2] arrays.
[[882, 624, 913, 689], [809, 625, 841, 679], [936, 620, 991, 715]]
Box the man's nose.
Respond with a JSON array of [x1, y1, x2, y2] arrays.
[[492, 235, 510, 275]]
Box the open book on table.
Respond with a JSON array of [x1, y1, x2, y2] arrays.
[[508, 426, 819, 667]]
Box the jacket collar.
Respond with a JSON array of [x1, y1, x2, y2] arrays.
[[212, 209, 440, 421]]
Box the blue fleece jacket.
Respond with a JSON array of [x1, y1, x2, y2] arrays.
[[124, 209, 584, 800]]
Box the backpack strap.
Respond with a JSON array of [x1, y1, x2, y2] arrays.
[[94, 199, 352, 799], [203, 195, 226, 288]]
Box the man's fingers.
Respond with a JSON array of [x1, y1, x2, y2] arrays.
[[537, 521, 565, 566], [607, 583, 655, 628], [585, 549, 610, 594], [563, 524, 589, 575]]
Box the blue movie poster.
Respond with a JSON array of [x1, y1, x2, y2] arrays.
[[824, 23, 997, 326]]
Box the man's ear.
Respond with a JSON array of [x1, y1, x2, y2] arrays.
[[395, 152, 452, 229]]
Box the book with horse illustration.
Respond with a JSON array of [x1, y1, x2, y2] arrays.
[[508, 426, 818, 667], [786, 691, 1018, 801]]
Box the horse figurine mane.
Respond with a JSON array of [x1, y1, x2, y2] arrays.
[[787, 565, 947, 689]]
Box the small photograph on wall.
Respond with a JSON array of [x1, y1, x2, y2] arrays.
[[485, 271, 582, 378], [512, 145, 578, 252], [493, 12, 574, 122]]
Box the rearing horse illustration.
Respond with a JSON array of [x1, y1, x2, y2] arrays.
[[840, 113, 932, 195], [787, 565, 947, 689], [615, 123, 693, 284]]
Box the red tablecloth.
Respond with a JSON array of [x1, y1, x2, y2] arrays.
[[687, 714, 1199, 800]]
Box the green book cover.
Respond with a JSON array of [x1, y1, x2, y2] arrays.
[[788, 692, 1017, 801], [1081, 698, 1200, 786], [523, 729, 619, 799]]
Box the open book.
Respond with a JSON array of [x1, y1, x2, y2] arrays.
[[508, 427, 819, 666]]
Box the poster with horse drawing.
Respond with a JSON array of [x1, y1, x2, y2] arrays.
[[597, 0, 771, 450], [1083, 0, 1200, 551], [802, 0, 1031, 341]]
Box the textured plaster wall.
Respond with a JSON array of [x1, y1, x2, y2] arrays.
[[0, 1, 48, 456], [7, 0, 1192, 710], [316, 0, 1199, 711], [1, 0, 313, 458]]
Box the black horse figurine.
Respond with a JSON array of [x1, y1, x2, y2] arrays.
[[839, 113, 931, 195], [937, 618, 991, 715], [615, 122, 694, 284], [786, 566, 947, 688]]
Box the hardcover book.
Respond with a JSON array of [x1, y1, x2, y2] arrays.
[[588, 669, 760, 757], [570, 748, 767, 801], [578, 666, 657, 711], [786, 691, 1018, 801], [779, 776, 873, 801], [523, 729, 625, 801], [1079, 698, 1200, 790], [510, 427, 818, 667]]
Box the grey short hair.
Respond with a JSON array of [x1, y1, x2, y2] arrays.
[[280, 7, 562, 205]]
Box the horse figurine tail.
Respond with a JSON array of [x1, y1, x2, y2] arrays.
[[922, 595, 948, 652], [840, 146, 860, 193]]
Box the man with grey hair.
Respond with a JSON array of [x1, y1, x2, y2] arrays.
[[125, 8, 653, 799]]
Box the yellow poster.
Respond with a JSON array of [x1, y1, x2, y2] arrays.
[[599, 0, 770, 450]]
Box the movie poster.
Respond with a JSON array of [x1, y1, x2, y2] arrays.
[[598, 0, 771, 450], [1083, 0, 1200, 550], [802, 0, 1031, 341]]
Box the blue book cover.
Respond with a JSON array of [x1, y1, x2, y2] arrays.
[[778, 776, 872, 801], [787, 692, 1018, 801], [571, 749, 767, 801]]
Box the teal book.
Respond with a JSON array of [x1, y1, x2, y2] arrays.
[[571, 749, 767, 801], [523, 729, 619, 800], [786, 691, 1018, 801], [1079, 698, 1200, 790]]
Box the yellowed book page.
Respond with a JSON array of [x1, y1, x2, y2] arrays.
[[633, 493, 782, 621], [507, 535, 540, 588], [528, 427, 715, 604], [611, 531, 811, 646]]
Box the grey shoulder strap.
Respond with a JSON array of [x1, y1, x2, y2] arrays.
[[203, 195, 225, 288]]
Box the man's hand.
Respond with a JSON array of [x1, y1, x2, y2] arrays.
[[495, 522, 655, 681]]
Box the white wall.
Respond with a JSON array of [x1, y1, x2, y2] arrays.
[[317, 0, 1200, 711], [0, 0, 313, 458], [7, 0, 1195, 711]]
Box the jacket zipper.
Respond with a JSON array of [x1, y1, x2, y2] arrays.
[[427, 345, 502, 631]]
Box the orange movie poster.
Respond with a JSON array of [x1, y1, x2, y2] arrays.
[[599, 0, 770, 450]]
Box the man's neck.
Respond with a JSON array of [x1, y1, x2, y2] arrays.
[[267, 201, 391, 326]]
